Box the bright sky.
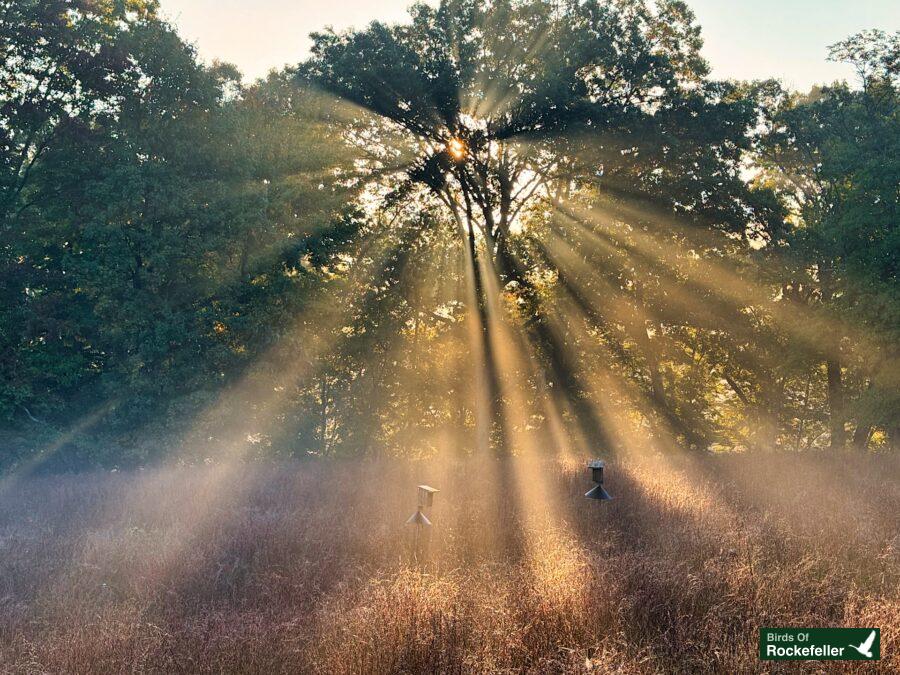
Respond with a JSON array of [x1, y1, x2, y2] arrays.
[[159, 0, 899, 91]]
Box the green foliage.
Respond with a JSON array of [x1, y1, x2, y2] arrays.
[[0, 2, 361, 466], [755, 29, 899, 449], [299, 0, 791, 455], [0, 3, 896, 468]]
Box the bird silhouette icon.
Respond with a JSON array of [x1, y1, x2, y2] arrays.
[[849, 630, 876, 658]]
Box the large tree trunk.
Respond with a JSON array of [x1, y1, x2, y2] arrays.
[[852, 422, 872, 450], [819, 263, 847, 451], [826, 357, 846, 450], [756, 372, 783, 452], [850, 378, 874, 451], [891, 424, 900, 453], [319, 376, 329, 454]]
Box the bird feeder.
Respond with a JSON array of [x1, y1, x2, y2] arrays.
[[407, 485, 439, 526], [585, 459, 612, 500], [417, 484, 439, 508]]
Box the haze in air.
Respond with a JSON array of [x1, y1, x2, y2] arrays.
[[1, 1, 898, 672]]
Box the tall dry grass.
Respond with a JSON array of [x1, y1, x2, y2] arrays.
[[0, 452, 897, 673]]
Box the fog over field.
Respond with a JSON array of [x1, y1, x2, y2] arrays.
[[1, 1, 898, 672], [1, 454, 898, 672]]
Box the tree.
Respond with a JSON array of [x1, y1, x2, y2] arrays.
[[301, 0, 779, 453], [756, 30, 899, 450], [1, 0, 211, 423], [0, 2, 362, 466]]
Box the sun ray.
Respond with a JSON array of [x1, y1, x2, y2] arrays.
[[553, 197, 890, 367], [473, 247, 596, 609], [29, 221, 435, 603], [466, 21, 556, 123], [0, 400, 120, 495]]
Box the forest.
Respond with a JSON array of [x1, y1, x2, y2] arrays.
[[2, 0, 896, 470]]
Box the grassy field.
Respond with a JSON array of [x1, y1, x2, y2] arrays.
[[0, 451, 897, 673]]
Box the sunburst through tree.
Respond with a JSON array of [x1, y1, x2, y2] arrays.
[[296, 0, 789, 457]]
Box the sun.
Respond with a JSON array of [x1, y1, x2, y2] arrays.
[[447, 136, 468, 161]]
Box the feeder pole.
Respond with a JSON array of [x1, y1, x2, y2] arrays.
[[406, 485, 439, 564]]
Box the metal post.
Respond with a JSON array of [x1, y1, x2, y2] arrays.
[[406, 485, 438, 564]]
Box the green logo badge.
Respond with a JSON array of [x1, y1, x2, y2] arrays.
[[760, 628, 880, 660]]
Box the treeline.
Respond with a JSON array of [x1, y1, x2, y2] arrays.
[[0, 1, 897, 469], [0, 0, 366, 466]]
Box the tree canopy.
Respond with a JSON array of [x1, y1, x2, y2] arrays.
[[0, 1, 896, 469]]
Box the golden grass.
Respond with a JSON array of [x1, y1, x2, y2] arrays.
[[0, 453, 897, 673]]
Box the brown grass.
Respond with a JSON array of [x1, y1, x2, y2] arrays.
[[0, 452, 897, 673]]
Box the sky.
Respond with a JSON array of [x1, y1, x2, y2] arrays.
[[158, 0, 899, 91]]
